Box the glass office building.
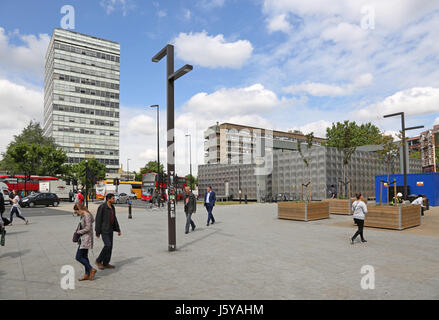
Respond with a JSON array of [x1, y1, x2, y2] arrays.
[[43, 29, 120, 173]]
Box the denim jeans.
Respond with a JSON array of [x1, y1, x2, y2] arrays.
[[185, 213, 196, 233], [75, 247, 92, 275], [10, 207, 26, 223], [96, 232, 113, 266]]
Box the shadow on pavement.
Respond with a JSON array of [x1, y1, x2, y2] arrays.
[[178, 229, 221, 250], [96, 256, 144, 276], [0, 249, 31, 259]]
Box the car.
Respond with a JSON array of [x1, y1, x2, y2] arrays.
[[128, 192, 137, 200], [114, 193, 130, 204], [20, 193, 60, 208]]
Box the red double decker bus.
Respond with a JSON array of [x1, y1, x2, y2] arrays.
[[141, 173, 186, 202], [0, 175, 58, 193]]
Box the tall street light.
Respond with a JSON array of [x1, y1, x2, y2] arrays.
[[384, 112, 424, 200], [152, 44, 193, 252], [150, 104, 161, 206], [185, 133, 192, 191], [127, 158, 131, 180]]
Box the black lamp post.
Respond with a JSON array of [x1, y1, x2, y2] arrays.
[[150, 104, 161, 206], [384, 112, 424, 200], [152, 44, 193, 252]]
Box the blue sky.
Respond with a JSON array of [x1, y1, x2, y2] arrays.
[[0, 0, 439, 175]]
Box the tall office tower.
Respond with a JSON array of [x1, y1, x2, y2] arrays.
[[43, 29, 120, 174]]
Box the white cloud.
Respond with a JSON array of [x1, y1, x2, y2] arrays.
[[126, 115, 156, 136], [435, 117, 439, 125], [0, 78, 43, 154], [290, 120, 332, 138], [357, 87, 439, 119], [267, 14, 292, 34], [284, 73, 373, 97], [184, 9, 191, 20], [0, 27, 50, 79], [197, 0, 225, 10], [157, 10, 167, 18], [173, 31, 253, 69], [182, 84, 281, 116], [100, 0, 135, 16], [321, 22, 367, 44]]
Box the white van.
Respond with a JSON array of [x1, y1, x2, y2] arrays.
[[0, 182, 10, 205]]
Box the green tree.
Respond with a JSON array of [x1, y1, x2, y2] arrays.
[[325, 121, 382, 197], [185, 174, 197, 190], [136, 161, 165, 181], [0, 121, 67, 178], [409, 151, 421, 159], [75, 158, 107, 190], [297, 132, 314, 201]]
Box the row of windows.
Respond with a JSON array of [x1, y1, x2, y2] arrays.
[[54, 94, 119, 109], [63, 147, 119, 156], [68, 157, 119, 166], [54, 134, 118, 146], [54, 52, 120, 72], [55, 126, 119, 137], [54, 83, 119, 100], [54, 115, 117, 127], [54, 62, 119, 81], [54, 73, 119, 90], [53, 104, 119, 119], [54, 42, 120, 63], [54, 34, 120, 54]]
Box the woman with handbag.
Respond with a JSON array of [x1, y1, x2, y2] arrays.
[[74, 204, 97, 281]]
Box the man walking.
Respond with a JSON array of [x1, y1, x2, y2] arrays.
[[204, 186, 216, 226], [184, 186, 196, 234], [95, 193, 121, 270]]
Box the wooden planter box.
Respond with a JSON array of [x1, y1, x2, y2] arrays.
[[365, 205, 421, 230], [323, 199, 353, 215], [278, 201, 329, 222]]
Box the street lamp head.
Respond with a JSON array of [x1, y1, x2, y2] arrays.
[[152, 45, 170, 63], [150, 104, 159, 109], [169, 64, 193, 81], [384, 112, 404, 118]]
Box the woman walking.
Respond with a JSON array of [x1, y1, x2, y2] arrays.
[[74, 204, 97, 281], [351, 193, 367, 244], [9, 190, 28, 226]]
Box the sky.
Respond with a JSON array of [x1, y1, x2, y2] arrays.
[[0, 0, 438, 176]]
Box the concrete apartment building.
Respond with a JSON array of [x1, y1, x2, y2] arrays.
[[420, 125, 439, 173], [43, 29, 120, 173], [204, 122, 326, 165]]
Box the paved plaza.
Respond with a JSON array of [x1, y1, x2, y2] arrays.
[[1, 202, 438, 300]]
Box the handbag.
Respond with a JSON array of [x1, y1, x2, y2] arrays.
[[72, 222, 82, 243]]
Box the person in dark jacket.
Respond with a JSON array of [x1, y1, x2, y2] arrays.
[[204, 186, 216, 226], [95, 193, 121, 270], [184, 186, 196, 234], [0, 192, 5, 245]]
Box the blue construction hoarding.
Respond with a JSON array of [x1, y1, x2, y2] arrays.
[[375, 173, 439, 206]]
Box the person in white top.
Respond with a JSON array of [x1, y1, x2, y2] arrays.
[[9, 190, 29, 226], [351, 193, 367, 244], [412, 195, 426, 216]]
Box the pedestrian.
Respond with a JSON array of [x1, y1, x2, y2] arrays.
[[329, 185, 337, 199], [0, 192, 5, 246], [73, 203, 97, 281], [69, 190, 74, 203], [184, 186, 196, 234], [95, 193, 121, 270], [351, 193, 367, 244], [9, 190, 29, 226], [204, 186, 216, 226], [78, 191, 85, 205], [412, 194, 426, 216]]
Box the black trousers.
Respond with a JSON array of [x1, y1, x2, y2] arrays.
[[352, 218, 365, 241], [96, 232, 113, 266]]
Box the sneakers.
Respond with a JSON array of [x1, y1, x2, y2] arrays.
[[361, 239, 367, 243]]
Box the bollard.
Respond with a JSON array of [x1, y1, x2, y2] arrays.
[[128, 201, 132, 219], [245, 195, 248, 204]]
